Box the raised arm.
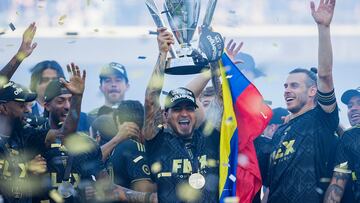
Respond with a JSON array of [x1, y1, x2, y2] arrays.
[[45, 63, 86, 145], [0, 23, 37, 79], [143, 27, 174, 140], [323, 171, 349, 203], [311, 0, 337, 112]]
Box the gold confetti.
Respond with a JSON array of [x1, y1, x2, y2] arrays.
[[0, 75, 8, 87], [224, 196, 240, 203], [202, 120, 215, 136], [58, 15, 67, 25], [176, 182, 201, 202], [151, 162, 162, 174], [64, 132, 96, 154], [148, 75, 164, 89], [49, 189, 64, 203], [15, 52, 27, 61]]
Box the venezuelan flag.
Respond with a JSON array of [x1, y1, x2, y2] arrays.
[[219, 53, 272, 203]]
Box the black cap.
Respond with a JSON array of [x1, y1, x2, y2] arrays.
[[269, 107, 289, 125], [99, 62, 128, 83], [0, 81, 37, 103], [341, 87, 360, 105], [44, 80, 70, 102], [165, 87, 198, 109]]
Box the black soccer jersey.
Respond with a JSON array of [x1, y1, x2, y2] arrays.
[[33, 135, 104, 203], [107, 139, 151, 188], [334, 125, 360, 202], [0, 123, 49, 203], [267, 105, 339, 203], [145, 127, 219, 203]]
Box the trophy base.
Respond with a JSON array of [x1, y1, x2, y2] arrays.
[[165, 56, 209, 75]]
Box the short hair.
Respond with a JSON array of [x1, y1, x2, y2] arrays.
[[113, 100, 144, 129], [29, 60, 65, 92], [289, 67, 317, 88]]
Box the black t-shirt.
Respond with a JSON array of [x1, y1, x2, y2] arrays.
[[145, 126, 219, 203], [267, 105, 339, 203], [334, 125, 360, 202], [107, 139, 151, 188], [0, 123, 49, 203], [254, 136, 273, 183], [33, 134, 104, 203]]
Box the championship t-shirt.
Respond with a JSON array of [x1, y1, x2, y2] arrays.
[[145, 126, 219, 203], [267, 105, 339, 203]]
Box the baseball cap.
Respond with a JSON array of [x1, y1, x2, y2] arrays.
[[0, 81, 37, 103], [44, 79, 70, 102], [341, 87, 360, 105], [99, 62, 128, 83], [165, 87, 198, 110], [269, 107, 289, 125], [234, 52, 265, 78]]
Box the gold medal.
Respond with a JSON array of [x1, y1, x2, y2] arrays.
[[188, 173, 205, 189]]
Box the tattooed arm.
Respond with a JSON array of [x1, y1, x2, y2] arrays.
[[143, 27, 174, 140], [0, 23, 37, 79], [323, 171, 350, 203]]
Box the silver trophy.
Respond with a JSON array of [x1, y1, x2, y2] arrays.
[[145, 0, 221, 75]]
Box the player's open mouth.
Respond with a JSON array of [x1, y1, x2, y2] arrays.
[[179, 119, 190, 126]]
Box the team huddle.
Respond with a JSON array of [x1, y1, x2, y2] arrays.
[[1, 0, 359, 203]]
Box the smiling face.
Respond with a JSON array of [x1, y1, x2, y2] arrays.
[[100, 75, 129, 106], [2, 101, 31, 121], [283, 73, 316, 114], [166, 102, 197, 138], [45, 94, 72, 126], [347, 95, 360, 126]]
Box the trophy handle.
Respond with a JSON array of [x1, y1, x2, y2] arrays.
[[145, 0, 178, 58], [202, 0, 218, 28]]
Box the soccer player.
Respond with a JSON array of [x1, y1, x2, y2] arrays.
[[324, 88, 360, 203], [267, 1, 339, 202], [143, 27, 221, 202]]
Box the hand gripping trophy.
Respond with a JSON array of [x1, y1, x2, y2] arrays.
[[145, 0, 224, 75]]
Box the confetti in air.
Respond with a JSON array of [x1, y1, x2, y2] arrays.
[[151, 162, 162, 174], [176, 182, 201, 202], [148, 30, 158, 35], [224, 196, 240, 203], [64, 132, 96, 154], [9, 23, 16, 31], [58, 15, 67, 25]]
